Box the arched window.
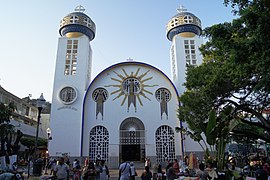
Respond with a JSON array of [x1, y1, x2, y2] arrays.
[[155, 125, 175, 162], [89, 126, 109, 161]]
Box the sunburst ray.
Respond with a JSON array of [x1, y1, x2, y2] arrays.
[[137, 95, 143, 106], [142, 89, 153, 95], [107, 67, 158, 111], [134, 68, 140, 77], [113, 71, 126, 80], [121, 68, 129, 77], [111, 89, 122, 95]]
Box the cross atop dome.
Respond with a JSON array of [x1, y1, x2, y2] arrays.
[[126, 57, 133, 61], [177, 5, 187, 13], [75, 5, 85, 13]]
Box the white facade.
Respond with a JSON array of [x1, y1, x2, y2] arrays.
[[170, 35, 203, 94], [167, 9, 206, 156], [82, 62, 182, 167], [49, 35, 92, 157], [49, 7, 206, 167]]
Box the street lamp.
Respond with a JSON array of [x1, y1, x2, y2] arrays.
[[44, 128, 51, 175], [32, 93, 46, 176], [47, 128, 52, 140], [34, 93, 46, 159]]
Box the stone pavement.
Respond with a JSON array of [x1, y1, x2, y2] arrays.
[[109, 168, 144, 180], [24, 163, 146, 180], [24, 168, 144, 180]]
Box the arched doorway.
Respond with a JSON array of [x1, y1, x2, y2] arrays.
[[120, 117, 145, 162]]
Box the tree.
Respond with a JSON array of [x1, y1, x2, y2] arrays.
[[20, 136, 47, 157], [178, 0, 270, 170], [0, 102, 21, 169]]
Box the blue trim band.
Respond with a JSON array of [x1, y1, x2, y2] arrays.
[[60, 24, 95, 41], [167, 24, 201, 41]]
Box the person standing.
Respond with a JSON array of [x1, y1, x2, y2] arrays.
[[73, 160, 82, 180], [95, 160, 102, 180], [173, 159, 180, 174], [50, 159, 57, 176], [84, 157, 89, 167], [82, 162, 96, 180], [152, 163, 158, 180], [129, 162, 137, 180], [157, 164, 163, 180], [145, 158, 151, 168], [99, 160, 109, 180], [55, 157, 69, 180], [119, 159, 130, 180], [166, 164, 178, 180], [141, 166, 153, 180]]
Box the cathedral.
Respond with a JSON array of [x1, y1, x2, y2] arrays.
[[49, 5, 203, 168]]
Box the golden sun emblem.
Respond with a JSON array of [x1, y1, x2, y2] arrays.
[[105, 67, 158, 112]]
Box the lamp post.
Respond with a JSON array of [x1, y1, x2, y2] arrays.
[[45, 128, 51, 175], [33, 93, 46, 176], [47, 128, 52, 140]]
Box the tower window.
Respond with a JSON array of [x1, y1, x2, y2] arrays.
[[184, 40, 197, 66], [184, 15, 193, 23], [70, 16, 79, 23], [64, 40, 79, 75], [84, 18, 92, 28]]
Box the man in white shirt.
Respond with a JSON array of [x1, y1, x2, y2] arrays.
[[119, 159, 130, 180], [55, 157, 69, 180]]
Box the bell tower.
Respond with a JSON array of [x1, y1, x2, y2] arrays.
[[166, 6, 203, 94], [167, 6, 205, 155], [49, 6, 96, 157]]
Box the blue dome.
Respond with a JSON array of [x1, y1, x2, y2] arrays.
[[166, 9, 202, 41], [59, 11, 96, 41]]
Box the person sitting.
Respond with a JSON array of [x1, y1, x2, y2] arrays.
[[206, 162, 218, 180]]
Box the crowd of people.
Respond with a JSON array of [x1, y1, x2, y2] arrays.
[[2, 154, 268, 180], [44, 157, 110, 180], [119, 157, 219, 180]]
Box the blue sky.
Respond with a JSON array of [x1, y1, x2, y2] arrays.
[[0, 1, 236, 102]]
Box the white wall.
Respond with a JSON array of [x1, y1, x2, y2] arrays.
[[82, 62, 182, 160]]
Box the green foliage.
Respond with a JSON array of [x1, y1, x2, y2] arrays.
[[0, 102, 16, 124], [20, 136, 47, 148], [206, 110, 217, 146], [0, 103, 16, 140], [178, 0, 270, 170]]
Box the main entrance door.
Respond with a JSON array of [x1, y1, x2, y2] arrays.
[[120, 117, 145, 162], [122, 145, 140, 161]]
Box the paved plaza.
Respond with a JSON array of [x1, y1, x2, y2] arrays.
[[24, 163, 146, 180]]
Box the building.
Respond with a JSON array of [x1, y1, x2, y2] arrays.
[[0, 85, 50, 158], [49, 5, 204, 167], [0, 86, 50, 139], [166, 6, 205, 157]]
